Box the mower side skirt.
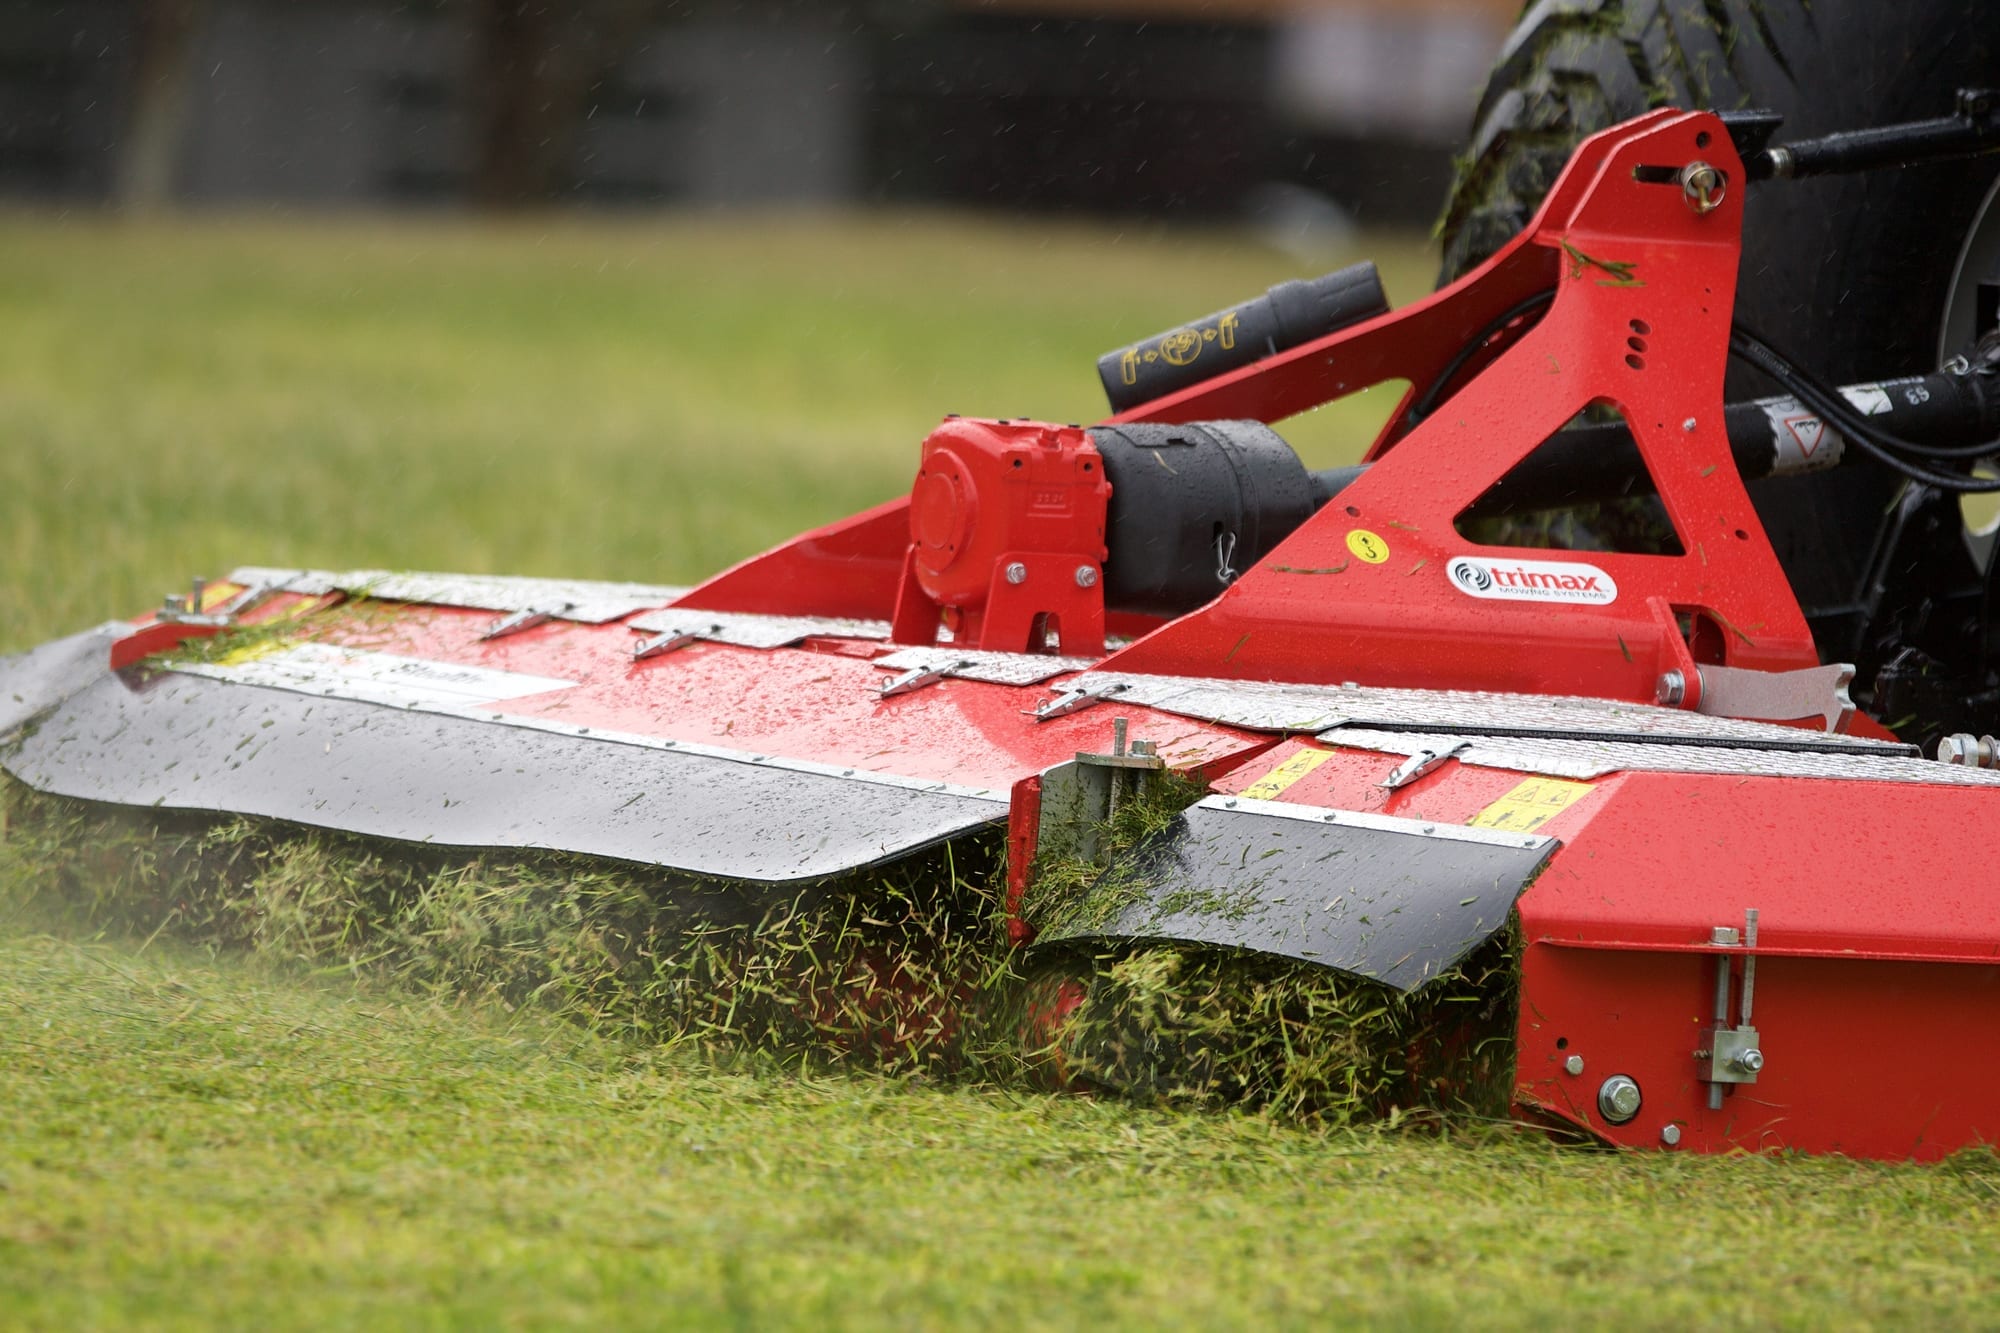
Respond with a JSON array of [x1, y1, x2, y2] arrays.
[[1034, 795, 1554, 991], [0, 622, 134, 739], [3, 671, 1006, 884]]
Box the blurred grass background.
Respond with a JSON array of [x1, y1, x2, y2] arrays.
[[4, 214, 1999, 1328], [0, 212, 1427, 653]]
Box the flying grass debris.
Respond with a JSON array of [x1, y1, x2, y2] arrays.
[[2, 775, 1518, 1126]]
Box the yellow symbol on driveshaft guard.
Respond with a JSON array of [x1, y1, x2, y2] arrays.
[[1119, 312, 1243, 383], [1345, 529, 1390, 564], [1158, 327, 1204, 366]]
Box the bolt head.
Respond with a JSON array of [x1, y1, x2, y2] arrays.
[[1597, 1074, 1643, 1124], [1939, 733, 1980, 765], [1655, 670, 1686, 707], [1004, 562, 1028, 585], [1682, 417, 1697, 432], [1733, 1048, 1765, 1074], [1074, 564, 1100, 589], [1563, 1054, 1584, 1076], [1660, 1124, 1683, 1147]]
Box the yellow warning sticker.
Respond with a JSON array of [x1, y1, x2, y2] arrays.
[[1240, 746, 1336, 800], [211, 637, 292, 668], [1345, 529, 1390, 564], [1468, 777, 1596, 833]]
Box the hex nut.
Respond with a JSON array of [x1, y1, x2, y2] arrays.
[[1937, 733, 1999, 768], [1597, 1074, 1643, 1124], [1939, 733, 1977, 765]]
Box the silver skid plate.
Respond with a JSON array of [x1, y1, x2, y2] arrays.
[[1033, 796, 1555, 991], [4, 670, 1005, 884]]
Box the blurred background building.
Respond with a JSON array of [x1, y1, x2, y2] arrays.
[[1, 0, 1512, 226]]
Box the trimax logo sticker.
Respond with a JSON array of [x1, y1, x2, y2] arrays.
[[1446, 555, 1618, 606]]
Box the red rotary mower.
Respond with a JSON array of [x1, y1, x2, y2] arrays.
[[11, 104, 2000, 1158]]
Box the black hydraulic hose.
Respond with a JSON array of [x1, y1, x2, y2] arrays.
[[1402, 290, 1556, 427], [1727, 328, 2000, 493], [1749, 89, 2000, 181], [1730, 327, 1999, 461], [1311, 363, 2000, 513]]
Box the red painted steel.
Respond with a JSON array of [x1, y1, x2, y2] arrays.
[[110, 619, 222, 670], [671, 111, 1822, 714], [1101, 110, 1818, 700], [278, 604, 1261, 793], [1531, 769, 2000, 1159], [889, 418, 1111, 655], [1217, 740, 2000, 1155], [1211, 736, 1591, 829], [674, 496, 912, 621], [1005, 775, 1043, 945]]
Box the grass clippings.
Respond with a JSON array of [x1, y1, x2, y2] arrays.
[[4, 927, 1999, 1329], [1019, 769, 1520, 1125], [0, 776, 1019, 1081]]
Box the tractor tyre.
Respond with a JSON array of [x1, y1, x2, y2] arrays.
[[1435, 0, 2000, 620]]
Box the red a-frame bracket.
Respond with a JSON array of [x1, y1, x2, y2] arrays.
[[1099, 110, 1820, 704]]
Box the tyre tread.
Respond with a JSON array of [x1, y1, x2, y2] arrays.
[[1435, 0, 1795, 283]]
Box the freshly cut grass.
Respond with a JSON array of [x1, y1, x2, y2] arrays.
[[1035, 938, 1521, 1126], [4, 928, 2000, 1329], [0, 776, 1019, 1079], [1021, 772, 1519, 1123], [3, 772, 1514, 1127]]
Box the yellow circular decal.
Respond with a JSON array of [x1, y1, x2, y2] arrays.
[[1345, 529, 1390, 564], [1158, 327, 1203, 366]]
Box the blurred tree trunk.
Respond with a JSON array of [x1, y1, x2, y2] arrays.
[[467, 0, 661, 208], [113, 0, 210, 211]]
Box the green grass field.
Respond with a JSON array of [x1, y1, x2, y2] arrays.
[[0, 212, 1419, 653], [4, 212, 1999, 1329]]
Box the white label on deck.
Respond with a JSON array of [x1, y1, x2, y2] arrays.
[[177, 643, 575, 710]]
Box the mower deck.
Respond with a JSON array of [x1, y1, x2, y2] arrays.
[[8, 109, 2000, 1158]]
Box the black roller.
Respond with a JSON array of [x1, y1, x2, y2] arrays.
[[1096, 263, 1389, 414], [1088, 420, 1318, 617]]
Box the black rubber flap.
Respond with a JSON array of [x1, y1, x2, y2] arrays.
[[1, 671, 1006, 884], [1036, 799, 1554, 991]]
